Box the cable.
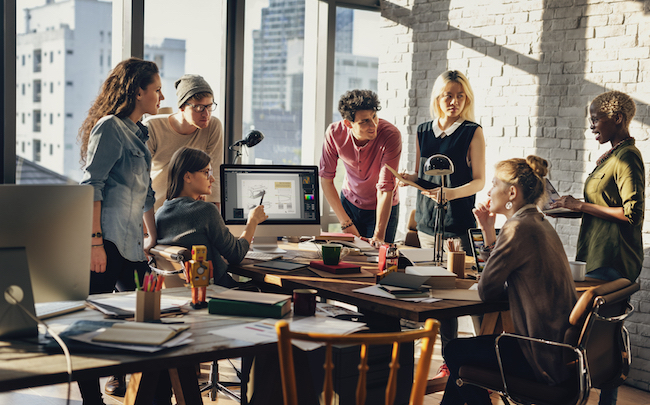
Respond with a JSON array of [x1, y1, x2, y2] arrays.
[[5, 289, 73, 405]]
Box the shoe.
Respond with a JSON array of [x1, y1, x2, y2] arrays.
[[433, 364, 450, 380], [104, 374, 126, 397]]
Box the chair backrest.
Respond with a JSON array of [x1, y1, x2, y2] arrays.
[[404, 210, 420, 248], [149, 245, 190, 288], [566, 279, 639, 389], [275, 318, 439, 405]]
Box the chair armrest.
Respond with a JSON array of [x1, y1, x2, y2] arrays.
[[594, 302, 634, 323], [150, 245, 189, 263], [494, 333, 588, 404]]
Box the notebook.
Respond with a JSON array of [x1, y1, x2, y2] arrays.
[[253, 260, 309, 272], [467, 228, 500, 273]]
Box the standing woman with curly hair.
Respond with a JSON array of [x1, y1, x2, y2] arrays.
[[77, 57, 164, 404]]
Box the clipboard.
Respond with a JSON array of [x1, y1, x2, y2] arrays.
[[385, 164, 439, 192]]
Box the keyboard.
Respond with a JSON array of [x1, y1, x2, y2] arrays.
[[35, 300, 87, 320], [245, 251, 283, 261]]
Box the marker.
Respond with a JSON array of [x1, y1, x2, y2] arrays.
[[259, 190, 265, 206], [134, 270, 141, 291]]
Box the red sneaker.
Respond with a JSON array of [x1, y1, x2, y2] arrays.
[[434, 364, 450, 379]]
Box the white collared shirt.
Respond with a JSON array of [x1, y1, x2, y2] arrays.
[[433, 118, 465, 138]]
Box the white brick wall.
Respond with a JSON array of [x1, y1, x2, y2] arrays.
[[380, 0, 650, 391]]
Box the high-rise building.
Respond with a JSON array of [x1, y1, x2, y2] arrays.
[[248, 1, 377, 164], [16, 0, 185, 181]]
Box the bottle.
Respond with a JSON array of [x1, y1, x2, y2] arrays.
[[385, 244, 399, 274]]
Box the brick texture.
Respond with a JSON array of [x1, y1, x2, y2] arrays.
[[379, 0, 650, 391]]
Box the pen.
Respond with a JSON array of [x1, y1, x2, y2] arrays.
[[134, 270, 141, 290], [259, 190, 265, 206]]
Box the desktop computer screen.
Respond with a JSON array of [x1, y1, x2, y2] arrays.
[[220, 165, 321, 251]]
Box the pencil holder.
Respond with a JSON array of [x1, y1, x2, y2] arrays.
[[135, 290, 161, 322], [448, 252, 466, 280]]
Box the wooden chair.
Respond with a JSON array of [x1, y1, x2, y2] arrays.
[[456, 278, 639, 405], [275, 318, 439, 405]]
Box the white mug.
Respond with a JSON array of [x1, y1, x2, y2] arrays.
[[569, 261, 586, 281]]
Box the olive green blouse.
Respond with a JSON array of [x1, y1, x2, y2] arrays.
[[576, 139, 645, 281]]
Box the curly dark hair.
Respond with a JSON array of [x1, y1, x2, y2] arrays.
[[78, 58, 159, 165], [337, 89, 381, 122]]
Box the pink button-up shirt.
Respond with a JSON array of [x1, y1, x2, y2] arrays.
[[319, 118, 401, 210]]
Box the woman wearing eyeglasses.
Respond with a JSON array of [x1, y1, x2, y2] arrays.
[[145, 74, 223, 212], [155, 146, 268, 288]]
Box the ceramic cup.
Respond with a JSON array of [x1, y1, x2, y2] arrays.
[[569, 261, 586, 282], [320, 244, 342, 265], [293, 289, 318, 316]]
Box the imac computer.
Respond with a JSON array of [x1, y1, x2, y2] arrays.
[[221, 164, 321, 252], [0, 185, 93, 337]]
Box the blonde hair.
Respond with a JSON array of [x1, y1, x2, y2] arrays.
[[495, 155, 549, 205], [429, 70, 476, 122], [591, 90, 636, 129]]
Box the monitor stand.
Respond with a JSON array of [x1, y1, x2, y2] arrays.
[[0, 247, 38, 338], [251, 236, 287, 254]]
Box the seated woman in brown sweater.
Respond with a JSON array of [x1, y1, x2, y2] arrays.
[[440, 156, 577, 405]]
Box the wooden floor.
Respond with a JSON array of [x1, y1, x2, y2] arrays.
[[2, 333, 649, 405]]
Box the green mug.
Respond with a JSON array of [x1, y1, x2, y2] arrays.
[[321, 244, 342, 265]]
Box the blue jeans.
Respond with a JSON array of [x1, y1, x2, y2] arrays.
[[340, 194, 399, 243]]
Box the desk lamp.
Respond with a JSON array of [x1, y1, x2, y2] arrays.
[[423, 154, 455, 265], [229, 130, 264, 164]]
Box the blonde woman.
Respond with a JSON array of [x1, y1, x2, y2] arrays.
[[399, 70, 486, 377]]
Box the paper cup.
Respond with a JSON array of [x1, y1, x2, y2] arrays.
[[569, 261, 586, 282]]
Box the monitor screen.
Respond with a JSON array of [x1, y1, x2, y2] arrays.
[[0, 184, 92, 303], [220, 165, 321, 249]]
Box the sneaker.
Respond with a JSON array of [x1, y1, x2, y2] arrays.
[[433, 364, 450, 380], [104, 374, 126, 397]]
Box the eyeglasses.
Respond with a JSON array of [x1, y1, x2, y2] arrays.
[[185, 102, 217, 113], [196, 168, 214, 179]]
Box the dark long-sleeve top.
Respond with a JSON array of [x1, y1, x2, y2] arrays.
[[478, 205, 577, 385], [155, 197, 250, 283]]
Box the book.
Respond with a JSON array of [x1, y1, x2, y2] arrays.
[[405, 266, 457, 289], [378, 284, 431, 298], [91, 322, 190, 346], [208, 289, 292, 318], [314, 232, 356, 242], [309, 260, 361, 274]]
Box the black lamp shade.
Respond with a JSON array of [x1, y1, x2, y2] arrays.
[[423, 154, 454, 176]]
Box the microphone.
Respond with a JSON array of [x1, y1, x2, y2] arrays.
[[229, 130, 264, 150]]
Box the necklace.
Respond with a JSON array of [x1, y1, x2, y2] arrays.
[[595, 137, 633, 167]]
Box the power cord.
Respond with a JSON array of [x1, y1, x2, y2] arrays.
[[5, 287, 72, 405]]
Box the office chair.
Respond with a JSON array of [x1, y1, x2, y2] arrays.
[[456, 278, 639, 405], [275, 318, 439, 405], [149, 244, 242, 402]]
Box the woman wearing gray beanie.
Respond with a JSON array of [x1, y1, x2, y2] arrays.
[[144, 74, 224, 212]]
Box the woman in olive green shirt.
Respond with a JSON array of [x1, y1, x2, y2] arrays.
[[552, 91, 644, 283]]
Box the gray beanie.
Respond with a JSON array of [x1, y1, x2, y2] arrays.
[[175, 74, 213, 108]]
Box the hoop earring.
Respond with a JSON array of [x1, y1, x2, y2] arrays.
[[505, 201, 513, 210]]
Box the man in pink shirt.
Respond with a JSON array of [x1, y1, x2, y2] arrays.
[[319, 90, 401, 246]]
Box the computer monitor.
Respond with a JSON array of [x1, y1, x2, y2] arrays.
[[0, 184, 92, 303], [221, 164, 321, 251]]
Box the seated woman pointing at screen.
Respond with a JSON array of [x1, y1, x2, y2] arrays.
[[155, 146, 268, 288]]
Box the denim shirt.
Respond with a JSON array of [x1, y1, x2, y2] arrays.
[[80, 115, 155, 262]]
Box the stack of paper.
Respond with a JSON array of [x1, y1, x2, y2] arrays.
[[405, 266, 457, 289]]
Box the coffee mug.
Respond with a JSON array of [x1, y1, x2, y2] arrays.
[[321, 244, 342, 265], [293, 289, 317, 316], [569, 261, 586, 281]]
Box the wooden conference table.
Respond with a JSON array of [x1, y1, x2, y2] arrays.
[[0, 287, 275, 405]]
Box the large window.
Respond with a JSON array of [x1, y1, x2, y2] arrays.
[[144, 1, 226, 113], [16, 0, 114, 182]]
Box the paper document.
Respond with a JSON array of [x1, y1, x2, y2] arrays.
[[401, 248, 436, 264], [385, 164, 428, 192], [353, 285, 441, 303]]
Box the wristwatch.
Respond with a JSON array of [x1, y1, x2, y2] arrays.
[[91, 232, 103, 238]]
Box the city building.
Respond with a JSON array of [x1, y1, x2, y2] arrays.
[[16, 0, 185, 181]]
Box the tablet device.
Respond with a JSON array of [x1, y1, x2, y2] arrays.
[[253, 260, 309, 272], [467, 228, 500, 273]]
